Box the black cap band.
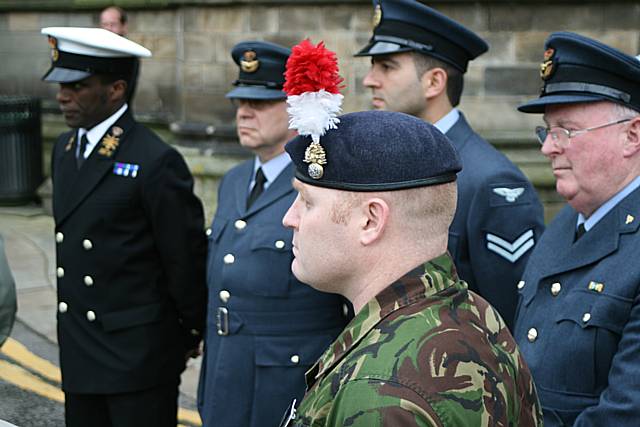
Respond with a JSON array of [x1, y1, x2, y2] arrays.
[[544, 82, 631, 103], [53, 50, 136, 77], [294, 170, 457, 192]]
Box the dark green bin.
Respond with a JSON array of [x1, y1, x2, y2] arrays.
[[0, 96, 43, 205]]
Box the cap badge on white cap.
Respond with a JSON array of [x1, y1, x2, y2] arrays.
[[48, 37, 59, 62]]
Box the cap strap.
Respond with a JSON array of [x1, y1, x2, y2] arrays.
[[545, 82, 631, 103], [372, 35, 434, 54], [234, 78, 282, 89]]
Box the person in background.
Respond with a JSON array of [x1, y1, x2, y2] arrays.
[[41, 27, 207, 427], [355, 0, 545, 328], [514, 31, 640, 426], [197, 41, 350, 427], [279, 110, 542, 427], [99, 6, 128, 37]]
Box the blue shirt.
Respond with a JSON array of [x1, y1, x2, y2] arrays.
[[578, 175, 640, 231], [434, 108, 460, 135], [250, 151, 291, 192]]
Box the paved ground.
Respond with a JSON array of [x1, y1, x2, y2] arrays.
[[0, 204, 202, 403]]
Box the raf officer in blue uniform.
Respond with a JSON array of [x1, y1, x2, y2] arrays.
[[197, 41, 350, 427], [515, 32, 640, 426], [355, 0, 545, 328], [42, 27, 207, 426]]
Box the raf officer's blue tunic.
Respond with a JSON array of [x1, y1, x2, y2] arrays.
[[197, 159, 349, 427], [446, 113, 545, 328], [514, 185, 640, 426]]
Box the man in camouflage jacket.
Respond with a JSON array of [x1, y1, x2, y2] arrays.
[[280, 111, 542, 427]]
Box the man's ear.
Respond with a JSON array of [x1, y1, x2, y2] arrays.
[[109, 79, 128, 103], [623, 116, 640, 158], [359, 197, 389, 246], [422, 67, 448, 100]]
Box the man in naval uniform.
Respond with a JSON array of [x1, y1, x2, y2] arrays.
[[42, 27, 207, 426], [197, 41, 350, 427], [515, 32, 640, 426], [355, 0, 545, 328]]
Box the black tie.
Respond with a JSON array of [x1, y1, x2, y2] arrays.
[[575, 223, 587, 241], [77, 133, 89, 169], [246, 167, 266, 209]]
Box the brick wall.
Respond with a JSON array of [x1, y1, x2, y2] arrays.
[[1, 1, 639, 221]]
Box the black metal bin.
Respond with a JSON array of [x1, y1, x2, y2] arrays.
[[0, 96, 43, 205]]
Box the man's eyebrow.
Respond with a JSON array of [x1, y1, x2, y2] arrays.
[[374, 56, 399, 66]]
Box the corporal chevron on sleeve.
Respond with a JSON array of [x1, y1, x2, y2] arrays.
[[486, 229, 535, 263]]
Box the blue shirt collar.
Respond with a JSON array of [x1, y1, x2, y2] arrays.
[[434, 108, 460, 135], [251, 151, 291, 190], [578, 175, 640, 231]]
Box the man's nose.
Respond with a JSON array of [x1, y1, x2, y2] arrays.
[[362, 69, 379, 88], [56, 86, 71, 103]]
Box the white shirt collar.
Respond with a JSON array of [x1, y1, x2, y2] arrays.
[[577, 175, 640, 231], [433, 108, 460, 135], [77, 103, 128, 159], [250, 151, 291, 191]]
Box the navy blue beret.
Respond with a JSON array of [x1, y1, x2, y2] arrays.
[[519, 32, 640, 113], [354, 0, 488, 73], [227, 41, 290, 100], [285, 111, 462, 191]]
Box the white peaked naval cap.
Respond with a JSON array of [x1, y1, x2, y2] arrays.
[[41, 27, 151, 83], [41, 27, 151, 57]]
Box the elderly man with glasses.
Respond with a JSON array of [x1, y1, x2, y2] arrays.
[[514, 32, 640, 427]]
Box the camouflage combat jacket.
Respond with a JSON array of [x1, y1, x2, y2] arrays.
[[286, 253, 542, 427]]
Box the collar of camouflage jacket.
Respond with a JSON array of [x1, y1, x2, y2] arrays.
[[309, 252, 463, 383]]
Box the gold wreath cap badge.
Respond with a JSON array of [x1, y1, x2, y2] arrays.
[[240, 50, 260, 73], [540, 48, 555, 80], [372, 4, 382, 29]]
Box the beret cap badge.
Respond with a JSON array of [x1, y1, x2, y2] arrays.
[[240, 50, 259, 73], [303, 143, 327, 179], [540, 48, 555, 80], [283, 39, 344, 181]]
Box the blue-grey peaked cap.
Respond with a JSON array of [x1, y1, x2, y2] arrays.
[[519, 31, 640, 113], [285, 111, 462, 191], [226, 41, 290, 100], [355, 0, 488, 73]]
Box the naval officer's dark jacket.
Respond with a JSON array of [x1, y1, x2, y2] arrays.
[[446, 113, 545, 328], [51, 109, 207, 394], [197, 159, 349, 427], [514, 185, 640, 427]]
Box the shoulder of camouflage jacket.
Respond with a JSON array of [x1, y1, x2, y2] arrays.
[[315, 253, 460, 377], [296, 255, 542, 426]]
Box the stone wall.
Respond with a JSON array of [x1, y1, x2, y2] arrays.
[[2, 1, 640, 221]]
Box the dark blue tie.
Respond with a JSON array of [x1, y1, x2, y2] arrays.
[[77, 133, 89, 169], [246, 167, 266, 209]]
